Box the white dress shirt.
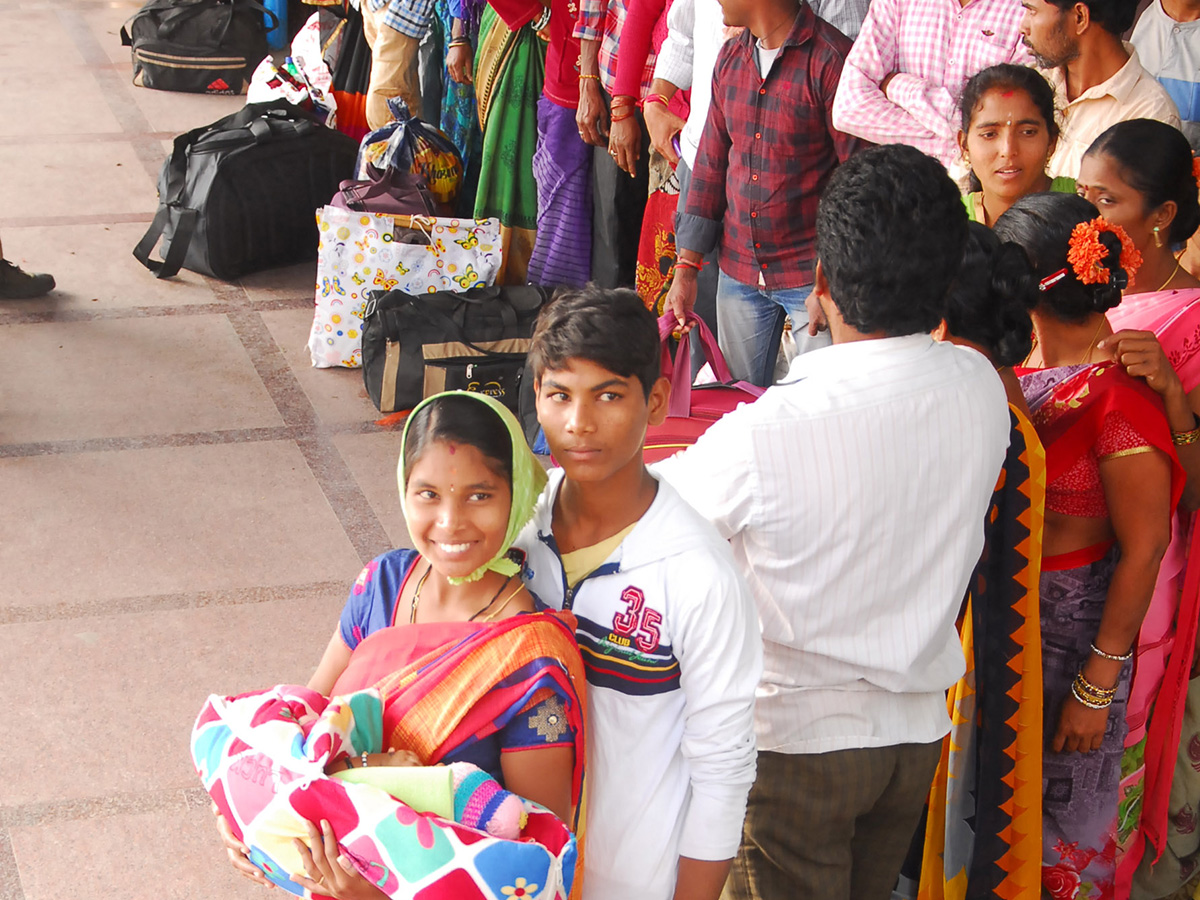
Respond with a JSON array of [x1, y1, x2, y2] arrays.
[[1046, 44, 1181, 179], [656, 335, 1011, 754]]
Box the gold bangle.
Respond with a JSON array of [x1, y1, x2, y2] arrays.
[[579, 73, 601, 81], [1071, 681, 1113, 709], [1074, 671, 1117, 698], [1173, 425, 1200, 446]]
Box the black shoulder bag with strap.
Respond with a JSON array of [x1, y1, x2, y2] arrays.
[[134, 101, 358, 280]]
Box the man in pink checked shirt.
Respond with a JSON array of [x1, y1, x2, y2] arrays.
[[831, 0, 1033, 174]]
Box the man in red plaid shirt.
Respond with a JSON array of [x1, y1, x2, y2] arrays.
[[663, 0, 864, 386]]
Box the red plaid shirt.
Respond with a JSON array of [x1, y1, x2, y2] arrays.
[[679, 4, 864, 290]]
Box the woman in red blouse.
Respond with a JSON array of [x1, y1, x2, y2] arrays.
[[996, 192, 1183, 896]]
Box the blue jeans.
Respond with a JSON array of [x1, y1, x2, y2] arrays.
[[715, 270, 830, 386]]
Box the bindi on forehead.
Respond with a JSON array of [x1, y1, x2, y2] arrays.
[[1000, 89, 1016, 98]]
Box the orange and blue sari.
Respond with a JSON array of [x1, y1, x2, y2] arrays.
[[192, 608, 587, 899]]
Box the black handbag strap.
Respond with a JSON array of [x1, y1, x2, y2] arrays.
[[132, 204, 198, 279]]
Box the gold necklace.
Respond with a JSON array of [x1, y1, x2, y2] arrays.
[[1156, 258, 1183, 293], [1078, 316, 1107, 366], [1023, 316, 1107, 368], [409, 566, 515, 624]]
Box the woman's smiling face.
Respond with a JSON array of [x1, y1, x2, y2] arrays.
[[963, 86, 1055, 203], [403, 440, 512, 581]]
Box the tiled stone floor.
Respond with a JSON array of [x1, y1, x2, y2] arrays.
[[0, 2, 409, 897]]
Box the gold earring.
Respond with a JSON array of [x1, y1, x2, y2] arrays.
[[1154, 226, 1164, 248]]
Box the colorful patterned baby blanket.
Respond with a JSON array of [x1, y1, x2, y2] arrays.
[[193, 685, 576, 899]]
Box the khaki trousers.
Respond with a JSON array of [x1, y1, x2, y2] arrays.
[[723, 743, 941, 900], [360, 1, 424, 129]]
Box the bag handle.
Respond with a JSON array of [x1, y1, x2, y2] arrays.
[[367, 291, 520, 340], [133, 205, 198, 279], [658, 312, 733, 418]]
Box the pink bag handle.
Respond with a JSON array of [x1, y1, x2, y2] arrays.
[[659, 312, 738, 418]]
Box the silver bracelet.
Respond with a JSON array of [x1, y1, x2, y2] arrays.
[[533, 6, 551, 31], [1091, 642, 1134, 662], [1071, 681, 1113, 710]]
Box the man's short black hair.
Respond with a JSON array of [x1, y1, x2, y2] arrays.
[[1047, 0, 1138, 35], [528, 285, 661, 399], [816, 144, 968, 338]]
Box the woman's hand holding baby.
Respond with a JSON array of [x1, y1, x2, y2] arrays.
[[292, 819, 388, 900]]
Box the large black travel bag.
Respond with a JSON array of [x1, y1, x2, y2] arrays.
[[360, 286, 552, 417], [121, 0, 276, 94], [134, 102, 358, 280]]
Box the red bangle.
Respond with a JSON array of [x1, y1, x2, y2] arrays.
[[611, 111, 635, 122], [674, 258, 702, 271], [639, 93, 671, 110]]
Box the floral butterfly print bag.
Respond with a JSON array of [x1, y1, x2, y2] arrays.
[[308, 209, 502, 368], [360, 284, 550, 416]]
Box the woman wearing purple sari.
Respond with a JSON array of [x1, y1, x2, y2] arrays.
[[1077, 119, 1200, 896], [997, 192, 1184, 897]]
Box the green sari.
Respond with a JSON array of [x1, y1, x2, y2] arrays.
[[473, 6, 543, 285]]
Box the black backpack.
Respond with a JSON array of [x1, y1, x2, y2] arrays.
[[134, 102, 358, 280], [120, 0, 276, 94]]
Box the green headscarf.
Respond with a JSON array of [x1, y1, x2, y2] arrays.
[[397, 391, 547, 585]]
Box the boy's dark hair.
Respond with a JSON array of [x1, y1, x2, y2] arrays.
[[1046, 0, 1138, 35], [403, 394, 513, 485], [1086, 118, 1200, 245], [944, 222, 1040, 367], [815, 144, 968, 337], [994, 192, 1127, 322], [959, 65, 1059, 194], [528, 285, 661, 399]]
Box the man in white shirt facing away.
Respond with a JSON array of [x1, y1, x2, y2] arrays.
[[656, 143, 1011, 899]]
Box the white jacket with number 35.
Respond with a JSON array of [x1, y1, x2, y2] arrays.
[[515, 469, 762, 900]]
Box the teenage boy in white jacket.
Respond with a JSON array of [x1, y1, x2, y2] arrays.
[[515, 287, 762, 900]]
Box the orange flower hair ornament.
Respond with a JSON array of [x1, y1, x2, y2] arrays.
[[1192, 155, 1200, 181], [1039, 217, 1143, 292]]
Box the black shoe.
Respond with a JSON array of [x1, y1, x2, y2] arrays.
[[0, 259, 55, 299]]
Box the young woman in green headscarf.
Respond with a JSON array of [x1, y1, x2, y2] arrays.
[[213, 392, 587, 899]]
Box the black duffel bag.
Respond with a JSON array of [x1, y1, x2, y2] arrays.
[[121, 0, 276, 95], [134, 102, 358, 280], [361, 286, 552, 419]]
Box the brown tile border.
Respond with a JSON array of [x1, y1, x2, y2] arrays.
[[0, 420, 385, 460], [0, 295, 313, 327], [1, 787, 209, 829], [0, 581, 347, 626], [221, 300, 395, 563], [56, 6, 165, 181], [0, 212, 156, 229]]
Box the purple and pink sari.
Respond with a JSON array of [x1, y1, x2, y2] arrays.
[[1107, 288, 1200, 891]]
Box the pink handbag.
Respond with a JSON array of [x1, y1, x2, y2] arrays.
[[643, 312, 764, 463]]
